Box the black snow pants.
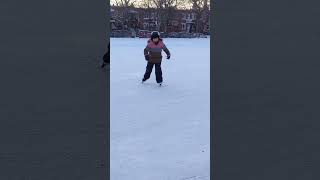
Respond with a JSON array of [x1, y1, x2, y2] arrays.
[[143, 62, 163, 83], [103, 43, 110, 64]]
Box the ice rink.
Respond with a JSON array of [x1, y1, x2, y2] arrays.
[[110, 38, 210, 180]]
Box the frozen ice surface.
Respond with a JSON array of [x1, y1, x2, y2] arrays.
[[111, 38, 210, 180]]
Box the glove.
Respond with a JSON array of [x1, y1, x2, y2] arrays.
[[145, 55, 150, 61], [167, 55, 170, 60]]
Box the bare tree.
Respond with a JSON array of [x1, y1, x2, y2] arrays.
[[113, 0, 139, 31], [139, 0, 153, 8], [114, 0, 137, 7], [151, 0, 183, 32], [190, 0, 209, 33]]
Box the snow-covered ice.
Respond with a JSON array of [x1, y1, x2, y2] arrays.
[[110, 38, 210, 180]]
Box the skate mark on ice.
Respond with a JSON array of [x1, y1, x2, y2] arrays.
[[140, 82, 167, 88], [180, 175, 209, 180]]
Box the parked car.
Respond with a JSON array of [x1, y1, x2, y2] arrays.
[[199, 34, 208, 38], [138, 30, 151, 38], [193, 33, 208, 38], [160, 32, 168, 38], [110, 30, 132, 38], [168, 32, 179, 38]]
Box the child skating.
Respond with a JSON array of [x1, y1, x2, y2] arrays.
[[142, 31, 171, 86]]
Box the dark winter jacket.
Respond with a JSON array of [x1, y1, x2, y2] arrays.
[[144, 39, 170, 63]]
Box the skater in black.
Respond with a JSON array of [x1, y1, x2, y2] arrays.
[[142, 31, 171, 85], [101, 42, 110, 68]]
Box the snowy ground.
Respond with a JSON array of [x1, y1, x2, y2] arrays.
[[110, 38, 210, 180]]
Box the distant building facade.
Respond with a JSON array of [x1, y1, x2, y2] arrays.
[[110, 6, 210, 34]]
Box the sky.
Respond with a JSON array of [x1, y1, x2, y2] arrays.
[[110, 0, 193, 9]]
